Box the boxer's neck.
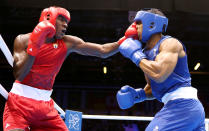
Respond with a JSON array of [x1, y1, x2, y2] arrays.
[[145, 33, 162, 50]]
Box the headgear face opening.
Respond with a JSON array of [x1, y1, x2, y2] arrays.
[[39, 7, 71, 26], [134, 11, 168, 43]]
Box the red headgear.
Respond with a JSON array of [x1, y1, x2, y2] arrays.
[[39, 7, 71, 26]]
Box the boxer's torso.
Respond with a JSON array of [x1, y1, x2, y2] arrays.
[[17, 39, 67, 90], [144, 35, 191, 102]]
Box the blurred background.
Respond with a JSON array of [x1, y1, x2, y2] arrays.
[[1, 0, 209, 130]]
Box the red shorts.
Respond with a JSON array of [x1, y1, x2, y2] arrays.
[[3, 83, 68, 131]]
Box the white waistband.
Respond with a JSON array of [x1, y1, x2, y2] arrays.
[[10, 83, 52, 101], [162, 87, 198, 104]]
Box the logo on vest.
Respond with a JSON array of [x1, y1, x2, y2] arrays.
[[29, 48, 32, 51], [53, 43, 58, 49], [5, 123, 10, 129]]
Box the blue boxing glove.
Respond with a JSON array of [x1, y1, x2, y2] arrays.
[[119, 38, 147, 66], [116, 85, 146, 109]]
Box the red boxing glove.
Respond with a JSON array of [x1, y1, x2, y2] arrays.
[[125, 22, 139, 40], [27, 21, 56, 56], [118, 22, 139, 45]]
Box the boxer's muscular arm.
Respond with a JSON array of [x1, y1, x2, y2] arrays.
[[14, 21, 55, 81], [64, 35, 119, 58], [13, 34, 35, 81], [139, 38, 184, 83]]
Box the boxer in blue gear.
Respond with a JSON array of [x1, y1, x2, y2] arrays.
[[117, 8, 205, 131]]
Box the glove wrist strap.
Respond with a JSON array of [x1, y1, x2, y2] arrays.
[[135, 88, 146, 103], [131, 51, 147, 66]]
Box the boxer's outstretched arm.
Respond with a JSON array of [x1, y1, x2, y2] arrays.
[[139, 38, 184, 83], [64, 35, 119, 58], [13, 34, 35, 81]]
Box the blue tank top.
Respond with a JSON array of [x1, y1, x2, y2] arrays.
[[144, 35, 191, 102]]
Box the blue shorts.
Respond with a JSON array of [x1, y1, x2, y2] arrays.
[[146, 99, 205, 131]]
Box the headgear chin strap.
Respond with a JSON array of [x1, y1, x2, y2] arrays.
[[39, 7, 71, 26], [134, 11, 168, 43]]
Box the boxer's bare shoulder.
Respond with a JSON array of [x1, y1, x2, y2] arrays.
[[14, 33, 31, 51], [63, 35, 83, 49]]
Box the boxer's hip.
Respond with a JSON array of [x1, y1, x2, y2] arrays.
[[5, 82, 56, 121]]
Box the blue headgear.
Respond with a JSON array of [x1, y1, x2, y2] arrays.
[[134, 11, 168, 43]]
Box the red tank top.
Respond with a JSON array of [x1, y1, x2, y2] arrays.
[[17, 39, 67, 90]]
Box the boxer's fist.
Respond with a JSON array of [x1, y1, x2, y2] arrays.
[[119, 38, 146, 66], [27, 21, 56, 56], [116, 85, 146, 109], [116, 85, 135, 109], [125, 22, 139, 40], [118, 22, 139, 45]]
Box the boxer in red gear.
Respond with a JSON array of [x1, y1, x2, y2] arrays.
[[3, 6, 119, 131]]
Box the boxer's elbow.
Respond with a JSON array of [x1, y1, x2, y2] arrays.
[[13, 60, 33, 81], [13, 66, 25, 81], [13, 68, 22, 81], [14, 69, 29, 81], [152, 73, 167, 83], [153, 75, 165, 83]]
